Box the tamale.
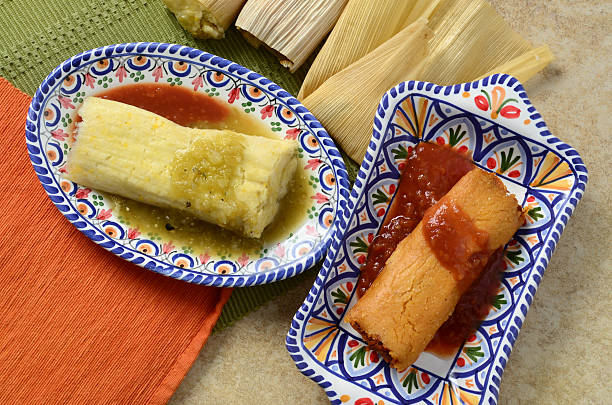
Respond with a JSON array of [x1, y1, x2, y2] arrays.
[[345, 169, 523, 370], [66, 97, 297, 238], [478, 45, 554, 83], [235, 0, 348, 72], [301, 0, 553, 162], [298, 0, 440, 99], [163, 0, 245, 39], [301, 19, 432, 162]]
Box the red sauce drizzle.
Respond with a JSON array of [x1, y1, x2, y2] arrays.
[[426, 248, 505, 355], [356, 142, 508, 354], [96, 83, 229, 126], [422, 200, 490, 290]]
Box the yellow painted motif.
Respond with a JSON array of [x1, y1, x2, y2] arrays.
[[458, 387, 481, 405], [531, 153, 573, 191], [440, 383, 460, 405], [304, 318, 339, 362], [398, 97, 429, 139], [440, 382, 481, 405]]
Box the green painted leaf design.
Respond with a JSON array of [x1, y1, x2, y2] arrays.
[[491, 293, 507, 310], [330, 288, 348, 304], [402, 370, 418, 393], [500, 148, 520, 173], [349, 346, 367, 368], [464, 346, 484, 362], [506, 250, 524, 265], [448, 124, 467, 146], [372, 188, 389, 205], [392, 144, 408, 160], [349, 237, 368, 254], [528, 206, 544, 221]]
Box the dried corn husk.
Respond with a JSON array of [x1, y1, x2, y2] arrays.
[[163, 0, 246, 39], [298, 0, 440, 99], [417, 0, 533, 84], [301, 19, 432, 161], [302, 0, 553, 162], [235, 0, 347, 73], [478, 45, 554, 83]]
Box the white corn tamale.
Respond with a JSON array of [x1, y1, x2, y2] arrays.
[[163, 0, 246, 39], [65, 97, 297, 238]]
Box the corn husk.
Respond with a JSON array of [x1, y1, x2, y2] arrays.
[[298, 0, 440, 99], [235, 0, 348, 72], [301, 19, 432, 161], [163, 0, 246, 39], [417, 0, 533, 84], [477, 45, 554, 83], [302, 0, 553, 162]]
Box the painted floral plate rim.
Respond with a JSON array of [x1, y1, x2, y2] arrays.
[[286, 75, 587, 404], [25, 42, 349, 287]]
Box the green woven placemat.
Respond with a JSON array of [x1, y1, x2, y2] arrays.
[[0, 0, 359, 332]]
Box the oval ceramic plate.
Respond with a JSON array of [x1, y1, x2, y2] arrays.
[[26, 42, 349, 287], [287, 76, 587, 404]]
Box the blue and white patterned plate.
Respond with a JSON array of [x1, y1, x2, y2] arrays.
[[25, 43, 349, 287], [287, 76, 587, 404]]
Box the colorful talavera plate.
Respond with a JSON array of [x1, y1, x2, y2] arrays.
[[286, 76, 587, 404], [25, 43, 349, 287]]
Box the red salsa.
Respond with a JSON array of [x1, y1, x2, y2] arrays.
[[427, 248, 505, 355], [356, 142, 474, 296], [356, 142, 508, 354], [422, 200, 490, 290], [97, 83, 229, 126]]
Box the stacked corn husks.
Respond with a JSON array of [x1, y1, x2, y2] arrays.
[[163, 0, 553, 162], [299, 0, 553, 161]]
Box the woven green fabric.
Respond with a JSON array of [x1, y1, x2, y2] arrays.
[[0, 0, 360, 332]]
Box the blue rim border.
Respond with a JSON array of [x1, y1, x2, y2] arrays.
[[286, 75, 588, 404], [24, 42, 350, 288]]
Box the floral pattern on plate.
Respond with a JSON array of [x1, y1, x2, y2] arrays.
[[27, 42, 349, 287], [287, 76, 587, 404]]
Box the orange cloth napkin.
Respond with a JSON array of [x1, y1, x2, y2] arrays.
[[0, 77, 232, 404]]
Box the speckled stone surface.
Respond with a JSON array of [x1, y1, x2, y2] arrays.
[[170, 1, 612, 403]]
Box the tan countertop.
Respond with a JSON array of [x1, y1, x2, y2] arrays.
[[170, 1, 612, 403]]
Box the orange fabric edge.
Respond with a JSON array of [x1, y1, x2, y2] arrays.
[[147, 287, 233, 405], [0, 76, 234, 404]]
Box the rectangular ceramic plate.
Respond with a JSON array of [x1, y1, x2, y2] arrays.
[[287, 75, 587, 404]]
